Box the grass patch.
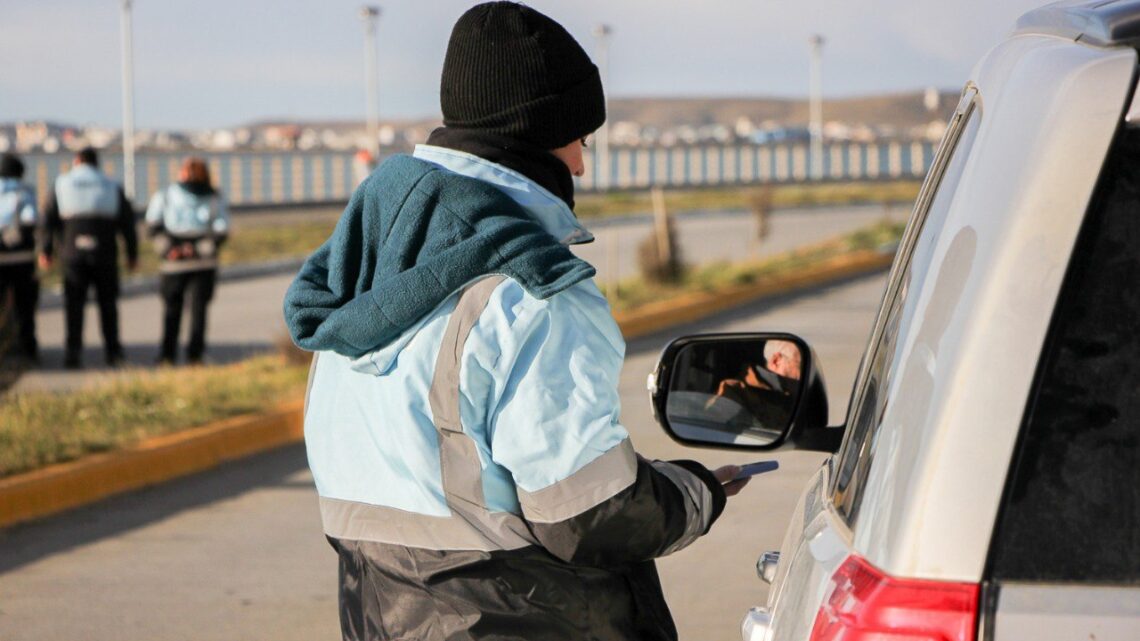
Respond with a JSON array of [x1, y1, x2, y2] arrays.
[[575, 180, 919, 219], [604, 219, 904, 312], [0, 354, 308, 478]]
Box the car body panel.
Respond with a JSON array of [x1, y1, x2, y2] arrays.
[[992, 584, 1140, 640], [764, 461, 853, 641], [850, 36, 1135, 581]]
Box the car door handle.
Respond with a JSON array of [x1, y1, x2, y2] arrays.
[[757, 550, 780, 584]]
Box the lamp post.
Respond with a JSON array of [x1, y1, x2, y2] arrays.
[[120, 0, 136, 199], [808, 34, 824, 181], [592, 23, 612, 191], [359, 6, 381, 156]]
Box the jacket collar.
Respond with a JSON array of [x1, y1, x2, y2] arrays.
[[413, 144, 594, 246]]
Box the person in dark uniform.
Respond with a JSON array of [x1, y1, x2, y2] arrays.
[[145, 157, 229, 365], [0, 153, 41, 363], [40, 147, 138, 368]]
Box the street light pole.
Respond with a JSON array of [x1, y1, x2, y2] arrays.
[[808, 34, 824, 181], [592, 23, 611, 191], [359, 6, 381, 156], [120, 0, 136, 199]]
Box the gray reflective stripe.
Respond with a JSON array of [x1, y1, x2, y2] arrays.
[[0, 251, 35, 265], [518, 438, 638, 523], [422, 274, 540, 550], [320, 496, 535, 551], [650, 460, 714, 556], [304, 352, 319, 418], [312, 275, 540, 551], [59, 210, 118, 220], [429, 275, 506, 511], [159, 257, 219, 273]]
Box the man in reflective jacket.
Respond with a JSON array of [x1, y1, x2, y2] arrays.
[[41, 147, 138, 368], [284, 4, 746, 640], [0, 153, 40, 362]]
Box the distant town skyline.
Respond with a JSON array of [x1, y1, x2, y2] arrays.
[[3, 0, 1044, 129]]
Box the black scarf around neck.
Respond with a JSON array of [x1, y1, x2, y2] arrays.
[[425, 127, 576, 210], [179, 180, 216, 196]]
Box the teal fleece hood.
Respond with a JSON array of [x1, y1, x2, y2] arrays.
[[283, 154, 595, 358]]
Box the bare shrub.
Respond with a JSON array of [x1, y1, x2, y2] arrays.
[[636, 215, 686, 284]]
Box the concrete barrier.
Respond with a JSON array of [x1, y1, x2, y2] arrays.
[[0, 250, 892, 529]]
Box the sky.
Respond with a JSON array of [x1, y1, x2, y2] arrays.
[[1, 0, 1046, 130]]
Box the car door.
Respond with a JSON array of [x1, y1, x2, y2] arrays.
[[758, 88, 984, 641]]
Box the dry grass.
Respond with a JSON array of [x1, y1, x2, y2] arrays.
[[575, 180, 919, 219], [0, 354, 308, 478], [606, 219, 904, 312]]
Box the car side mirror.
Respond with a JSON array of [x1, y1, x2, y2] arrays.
[[648, 332, 842, 452]]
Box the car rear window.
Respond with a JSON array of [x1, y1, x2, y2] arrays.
[[988, 127, 1140, 584]]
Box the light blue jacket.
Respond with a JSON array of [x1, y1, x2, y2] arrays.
[[296, 145, 719, 639], [305, 145, 632, 518], [54, 164, 120, 219], [0, 178, 38, 264], [145, 184, 229, 238]]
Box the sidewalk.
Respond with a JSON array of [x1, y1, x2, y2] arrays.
[[9, 271, 297, 395]]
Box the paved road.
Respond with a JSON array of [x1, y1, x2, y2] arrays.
[[0, 272, 887, 641], [10, 204, 895, 394], [576, 204, 896, 285]]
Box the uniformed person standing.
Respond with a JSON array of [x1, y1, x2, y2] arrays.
[[0, 153, 41, 363], [41, 147, 138, 368], [145, 157, 229, 365], [285, 5, 748, 640]]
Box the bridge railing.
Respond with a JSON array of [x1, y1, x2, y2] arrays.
[[21, 139, 935, 208]]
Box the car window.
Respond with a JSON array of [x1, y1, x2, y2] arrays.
[[832, 88, 981, 525], [988, 127, 1140, 584]]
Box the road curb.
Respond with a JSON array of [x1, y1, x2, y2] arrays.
[[0, 250, 891, 529], [0, 400, 303, 529]]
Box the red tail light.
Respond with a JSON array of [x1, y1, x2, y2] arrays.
[[809, 555, 979, 641]]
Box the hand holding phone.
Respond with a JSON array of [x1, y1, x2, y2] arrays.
[[733, 460, 779, 481]]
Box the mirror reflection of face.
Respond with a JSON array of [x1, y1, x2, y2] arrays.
[[663, 338, 803, 447], [765, 340, 802, 380]]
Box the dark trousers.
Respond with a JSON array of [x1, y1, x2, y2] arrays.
[[0, 262, 39, 359], [63, 260, 122, 361], [160, 269, 216, 362]]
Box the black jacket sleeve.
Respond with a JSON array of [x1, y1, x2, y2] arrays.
[[40, 191, 61, 259], [117, 188, 138, 263], [518, 442, 727, 568]]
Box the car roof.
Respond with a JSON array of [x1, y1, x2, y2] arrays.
[[1016, 0, 1140, 47]]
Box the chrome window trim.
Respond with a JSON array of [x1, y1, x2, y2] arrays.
[[829, 86, 980, 517]]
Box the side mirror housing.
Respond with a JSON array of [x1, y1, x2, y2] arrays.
[[648, 332, 843, 453]]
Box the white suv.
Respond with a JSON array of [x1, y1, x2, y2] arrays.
[[649, 2, 1140, 640]]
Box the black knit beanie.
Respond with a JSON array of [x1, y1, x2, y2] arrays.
[[441, 2, 606, 150]]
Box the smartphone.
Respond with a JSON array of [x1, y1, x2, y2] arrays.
[[732, 460, 779, 481]]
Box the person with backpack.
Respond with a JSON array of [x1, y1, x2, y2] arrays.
[[145, 157, 229, 365], [0, 152, 41, 363]]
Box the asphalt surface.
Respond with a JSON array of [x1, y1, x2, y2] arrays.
[[0, 272, 887, 641], [9, 204, 895, 394]]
